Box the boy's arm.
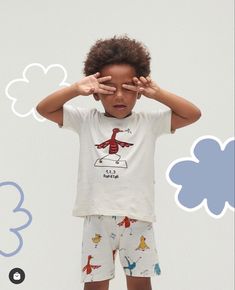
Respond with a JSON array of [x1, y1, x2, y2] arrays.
[[36, 72, 115, 126], [36, 85, 79, 126], [151, 87, 201, 132], [123, 76, 201, 132]]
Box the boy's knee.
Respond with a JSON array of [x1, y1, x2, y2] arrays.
[[84, 279, 110, 290]]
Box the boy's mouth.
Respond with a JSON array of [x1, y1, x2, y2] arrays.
[[113, 104, 127, 109]]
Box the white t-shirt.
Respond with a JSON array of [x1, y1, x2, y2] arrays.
[[59, 104, 173, 222]]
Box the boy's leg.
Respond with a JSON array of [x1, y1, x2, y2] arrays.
[[81, 216, 117, 283], [84, 279, 110, 290], [126, 276, 152, 290], [118, 218, 161, 289]]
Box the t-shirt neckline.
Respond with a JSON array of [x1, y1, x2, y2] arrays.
[[101, 111, 135, 121]]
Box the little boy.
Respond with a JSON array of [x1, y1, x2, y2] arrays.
[[36, 35, 201, 290]]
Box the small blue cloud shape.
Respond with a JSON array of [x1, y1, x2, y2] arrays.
[[166, 136, 235, 218], [0, 181, 32, 257]]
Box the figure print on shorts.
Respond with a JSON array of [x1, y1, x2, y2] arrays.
[[154, 263, 161, 275], [140, 269, 150, 276], [97, 215, 104, 220], [135, 235, 150, 251], [118, 216, 137, 235], [91, 233, 102, 248], [86, 216, 92, 223], [110, 232, 116, 240], [82, 255, 101, 275], [147, 223, 153, 230], [94, 128, 133, 168], [123, 255, 142, 276]]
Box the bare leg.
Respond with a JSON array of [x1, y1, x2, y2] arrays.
[[84, 279, 110, 290], [126, 276, 152, 290]]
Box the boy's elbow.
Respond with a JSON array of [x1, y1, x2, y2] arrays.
[[195, 108, 202, 120], [36, 103, 45, 116], [36, 104, 41, 113], [191, 108, 202, 123]]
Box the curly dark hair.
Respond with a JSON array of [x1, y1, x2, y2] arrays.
[[83, 35, 151, 77]]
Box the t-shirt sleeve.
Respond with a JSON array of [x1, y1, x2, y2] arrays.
[[58, 104, 90, 134], [148, 108, 174, 137]]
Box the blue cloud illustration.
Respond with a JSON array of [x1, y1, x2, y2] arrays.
[[166, 136, 235, 218], [0, 181, 32, 257]]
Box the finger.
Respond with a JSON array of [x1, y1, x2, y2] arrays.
[[89, 87, 96, 93], [139, 76, 148, 84], [93, 72, 100, 78], [123, 84, 145, 94], [122, 84, 139, 91], [98, 88, 115, 94], [99, 84, 116, 91], [133, 77, 142, 86], [97, 75, 112, 83], [146, 76, 152, 82], [122, 84, 143, 92]]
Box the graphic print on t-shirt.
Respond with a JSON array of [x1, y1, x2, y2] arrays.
[[94, 128, 133, 168]]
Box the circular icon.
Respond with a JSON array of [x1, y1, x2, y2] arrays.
[[9, 268, 25, 284]]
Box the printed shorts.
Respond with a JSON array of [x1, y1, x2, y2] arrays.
[[81, 215, 161, 283]]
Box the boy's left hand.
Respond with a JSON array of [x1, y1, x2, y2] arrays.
[[122, 76, 161, 99]]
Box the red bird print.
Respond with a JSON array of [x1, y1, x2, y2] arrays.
[[82, 255, 101, 275], [95, 128, 133, 154], [117, 216, 137, 228]]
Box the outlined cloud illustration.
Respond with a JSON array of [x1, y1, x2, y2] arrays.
[[0, 181, 32, 257], [166, 136, 235, 218], [5, 63, 70, 122]]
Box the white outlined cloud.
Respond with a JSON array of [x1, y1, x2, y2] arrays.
[[166, 136, 235, 219], [5, 63, 70, 122]]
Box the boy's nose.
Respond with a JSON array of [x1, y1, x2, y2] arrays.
[[115, 87, 124, 98]]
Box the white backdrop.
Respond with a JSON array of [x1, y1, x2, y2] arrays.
[[0, 0, 234, 289]]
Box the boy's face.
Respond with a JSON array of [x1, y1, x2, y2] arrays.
[[94, 64, 141, 119]]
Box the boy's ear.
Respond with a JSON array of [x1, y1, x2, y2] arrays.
[[93, 93, 100, 101]]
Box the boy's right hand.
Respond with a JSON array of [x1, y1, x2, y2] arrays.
[[71, 72, 116, 96]]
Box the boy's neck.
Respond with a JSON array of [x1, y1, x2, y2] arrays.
[[104, 111, 132, 118]]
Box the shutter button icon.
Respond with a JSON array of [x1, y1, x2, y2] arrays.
[[9, 268, 25, 284]]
